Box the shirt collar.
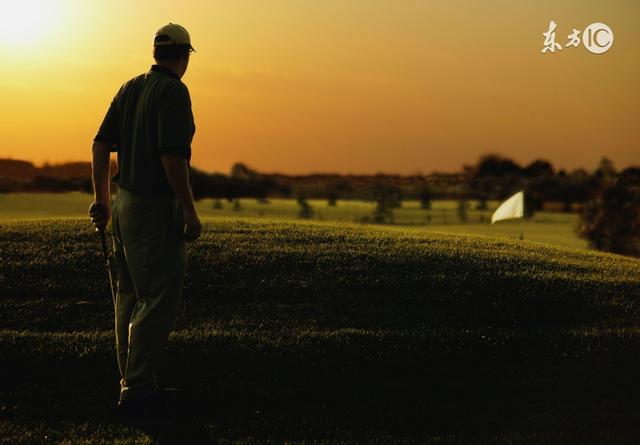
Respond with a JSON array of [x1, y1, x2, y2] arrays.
[[150, 64, 180, 80]]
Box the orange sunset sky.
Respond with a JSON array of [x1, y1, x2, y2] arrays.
[[0, 0, 637, 175]]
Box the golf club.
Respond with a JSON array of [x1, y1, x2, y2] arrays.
[[92, 203, 116, 308]]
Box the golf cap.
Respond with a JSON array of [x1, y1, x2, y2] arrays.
[[154, 23, 195, 52]]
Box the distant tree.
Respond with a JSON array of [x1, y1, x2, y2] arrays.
[[476, 199, 488, 210], [418, 184, 432, 210], [579, 167, 640, 256], [371, 176, 402, 224], [590, 157, 617, 191], [523, 187, 543, 219], [191, 168, 237, 200], [326, 178, 353, 206], [327, 191, 338, 206], [571, 168, 590, 179], [373, 201, 393, 223], [559, 177, 591, 212], [297, 195, 314, 219], [469, 154, 524, 200], [33, 175, 77, 192], [474, 154, 522, 178], [191, 163, 281, 201], [230, 162, 254, 180], [233, 198, 242, 211], [80, 178, 93, 194], [457, 200, 469, 222], [523, 159, 554, 178], [280, 183, 292, 198], [595, 157, 617, 179], [213, 199, 223, 210]]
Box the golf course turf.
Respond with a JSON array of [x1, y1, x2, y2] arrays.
[[1, 216, 640, 444]]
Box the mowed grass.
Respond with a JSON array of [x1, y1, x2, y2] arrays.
[[0, 192, 587, 249], [1, 217, 638, 444]]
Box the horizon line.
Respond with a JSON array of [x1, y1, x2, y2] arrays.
[[0, 155, 635, 177]]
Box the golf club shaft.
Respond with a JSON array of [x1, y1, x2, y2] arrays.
[[99, 229, 117, 308]]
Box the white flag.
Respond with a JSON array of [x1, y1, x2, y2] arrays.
[[491, 191, 524, 224]]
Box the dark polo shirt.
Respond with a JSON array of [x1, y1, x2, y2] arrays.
[[94, 65, 195, 196]]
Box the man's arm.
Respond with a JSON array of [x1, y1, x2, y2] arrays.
[[161, 154, 201, 241], [90, 85, 120, 231], [89, 141, 112, 231]]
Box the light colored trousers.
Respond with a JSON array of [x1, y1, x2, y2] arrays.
[[111, 188, 187, 402]]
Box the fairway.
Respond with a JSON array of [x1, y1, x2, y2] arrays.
[[0, 192, 587, 249], [1, 217, 639, 444]]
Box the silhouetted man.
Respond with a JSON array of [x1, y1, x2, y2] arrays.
[[89, 23, 201, 432]]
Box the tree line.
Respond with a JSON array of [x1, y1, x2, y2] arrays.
[[1, 155, 638, 256]]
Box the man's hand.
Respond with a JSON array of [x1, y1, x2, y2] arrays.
[[91, 140, 111, 232], [89, 202, 111, 232], [182, 205, 201, 242], [161, 154, 200, 242]]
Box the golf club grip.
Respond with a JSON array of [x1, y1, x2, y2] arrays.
[[91, 202, 108, 233]]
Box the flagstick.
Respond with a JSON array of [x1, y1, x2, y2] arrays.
[[520, 190, 525, 240], [519, 217, 524, 240]]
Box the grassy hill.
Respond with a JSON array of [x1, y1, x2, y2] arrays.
[[1, 217, 639, 444]]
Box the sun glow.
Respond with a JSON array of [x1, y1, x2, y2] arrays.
[[0, 0, 61, 49]]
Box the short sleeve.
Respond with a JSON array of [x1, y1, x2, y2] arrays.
[[94, 93, 120, 151], [158, 81, 194, 159]]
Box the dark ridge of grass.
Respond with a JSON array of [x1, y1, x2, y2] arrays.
[[3, 326, 640, 435], [6, 326, 640, 364], [1, 218, 639, 330], [0, 326, 640, 416], [3, 418, 640, 445]]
